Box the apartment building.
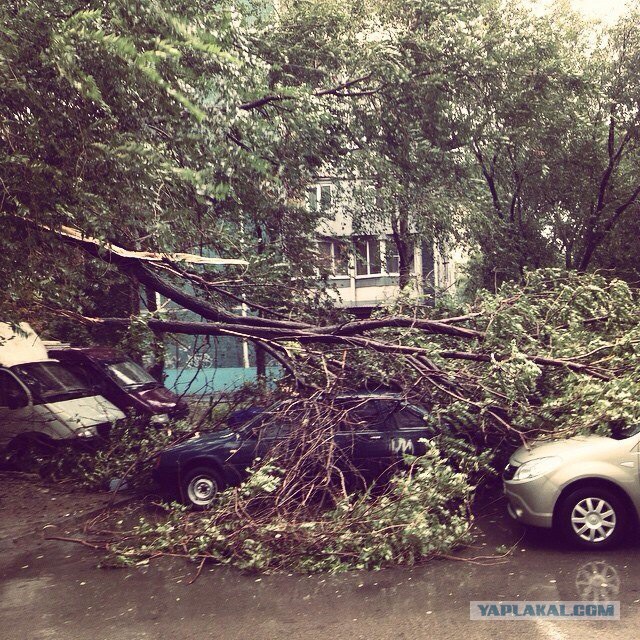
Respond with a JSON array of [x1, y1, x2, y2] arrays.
[[310, 178, 463, 315]]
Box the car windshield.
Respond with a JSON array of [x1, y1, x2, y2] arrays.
[[105, 360, 158, 390], [11, 361, 93, 403]]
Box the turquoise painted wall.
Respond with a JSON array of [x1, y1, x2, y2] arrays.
[[164, 366, 281, 395]]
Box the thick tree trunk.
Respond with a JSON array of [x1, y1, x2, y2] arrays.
[[255, 341, 267, 385], [129, 280, 140, 316], [577, 234, 599, 272], [253, 309, 267, 384], [391, 211, 412, 289], [127, 279, 143, 364], [252, 224, 268, 385]]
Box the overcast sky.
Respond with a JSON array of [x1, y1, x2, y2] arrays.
[[574, 0, 627, 20], [546, 0, 629, 22]]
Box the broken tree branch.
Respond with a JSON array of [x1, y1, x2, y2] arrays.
[[63, 313, 613, 381]]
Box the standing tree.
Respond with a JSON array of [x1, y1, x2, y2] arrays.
[[0, 0, 359, 330], [459, 1, 640, 288]]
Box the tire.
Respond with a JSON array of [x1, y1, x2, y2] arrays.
[[3, 434, 57, 473], [180, 466, 224, 509], [556, 486, 628, 549]]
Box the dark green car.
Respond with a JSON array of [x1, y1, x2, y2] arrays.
[[153, 393, 434, 508]]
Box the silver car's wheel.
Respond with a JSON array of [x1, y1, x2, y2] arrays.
[[181, 466, 223, 509], [570, 497, 616, 543], [558, 486, 627, 549]]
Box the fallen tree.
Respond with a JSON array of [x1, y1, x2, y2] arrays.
[[11, 217, 632, 451], [21, 218, 617, 386], [20, 223, 639, 572], [5, 0, 640, 574]]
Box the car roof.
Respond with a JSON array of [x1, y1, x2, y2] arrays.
[[335, 392, 404, 401], [48, 346, 128, 364], [264, 392, 404, 403], [265, 393, 405, 408]]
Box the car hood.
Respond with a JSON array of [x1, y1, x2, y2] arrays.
[[168, 429, 240, 453], [130, 385, 185, 413], [45, 395, 125, 430], [510, 435, 616, 465]]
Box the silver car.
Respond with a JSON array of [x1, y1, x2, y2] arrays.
[[503, 425, 640, 549]]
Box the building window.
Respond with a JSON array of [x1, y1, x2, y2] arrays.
[[334, 239, 350, 275], [318, 239, 333, 271], [354, 236, 382, 276], [320, 185, 331, 210], [318, 237, 350, 276], [307, 188, 318, 211], [308, 184, 332, 211]]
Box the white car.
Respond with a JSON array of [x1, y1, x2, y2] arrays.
[[0, 323, 125, 458]]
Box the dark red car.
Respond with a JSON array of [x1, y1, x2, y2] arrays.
[[49, 347, 188, 424]]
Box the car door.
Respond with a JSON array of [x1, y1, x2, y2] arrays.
[[0, 369, 34, 448], [335, 399, 396, 480], [227, 405, 289, 470], [386, 402, 433, 461], [254, 419, 291, 458]]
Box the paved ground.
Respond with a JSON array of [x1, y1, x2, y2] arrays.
[[0, 471, 129, 549], [1, 482, 639, 639]]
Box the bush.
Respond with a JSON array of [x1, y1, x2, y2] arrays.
[[102, 440, 479, 573]]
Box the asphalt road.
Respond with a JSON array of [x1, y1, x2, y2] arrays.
[[1, 495, 639, 640]]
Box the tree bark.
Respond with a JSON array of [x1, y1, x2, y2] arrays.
[[255, 340, 267, 385], [391, 210, 412, 289]]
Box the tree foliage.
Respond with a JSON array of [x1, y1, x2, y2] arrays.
[[3, 0, 640, 317], [0, 0, 351, 322], [459, 2, 640, 287]]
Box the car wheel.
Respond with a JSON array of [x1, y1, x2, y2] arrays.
[[3, 435, 56, 473], [181, 466, 223, 509], [557, 486, 627, 549]]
